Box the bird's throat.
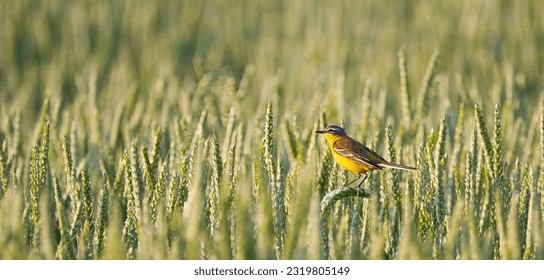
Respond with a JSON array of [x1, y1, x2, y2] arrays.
[[324, 134, 341, 147]]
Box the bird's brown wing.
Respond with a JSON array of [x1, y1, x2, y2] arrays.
[[333, 137, 386, 170]]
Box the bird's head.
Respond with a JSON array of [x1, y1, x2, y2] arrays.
[[315, 124, 347, 142]]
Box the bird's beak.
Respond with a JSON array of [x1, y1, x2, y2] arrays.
[[315, 129, 326, 134]]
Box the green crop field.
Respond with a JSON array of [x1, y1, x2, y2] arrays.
[[0, 0, 543, 260]]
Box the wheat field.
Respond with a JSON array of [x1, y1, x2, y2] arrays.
[[0, 0, 543, 260]]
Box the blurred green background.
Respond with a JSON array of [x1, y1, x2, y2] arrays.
[[1, 0, 543, 260], [2, 0, 542, 125]]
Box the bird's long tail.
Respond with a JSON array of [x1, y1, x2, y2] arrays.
[[377, 162, 417, 171]]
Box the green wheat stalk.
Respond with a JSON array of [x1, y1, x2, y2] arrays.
[[385, 122, 400, 258], [222, 106, 237, 162], [320, 187, 372, 214], [39, 120, 50, 229], [62, 134, 84, 250], [81, 168, 95, 259], [197, 137, 211, 244], [141, 145, 155, 198], [26, 120, 50, 250], [37, 110, 50, 194], [493, 105, 509, 214], [327, 162, 340, 259], [0, 142, 7, 201], [177, 116, 202, 214], [68, 183, 85, 257], [464, 127, 478, 213], [122, 149, 139, 259], [413, 142, 425, 238], [474, 104, 497, 236], [181, 144, 197, 202], [416, 49, 440, 122], [23, 146, 37, 248], [436, 120, 448, 202], [140, 128, 163, 201], [450, 105, 465, 208], [260, 102, 287, 259], [475, 149, 486, 234], [492, 104, 508, 259], [452, 104, 465, 168], [317, 148, 333, 259], [493, 105, 505, 182], [273, 155, 286, 259], [166, 120, 200, 249], [226, 142, 239, 258], [284, 173, 293, 229], [386, 122, 401, 212], [94, 171, 110, 258], [518, 165, 531, 258], [366, 198, 375, 259], [251, 147, 273, 259], [433, 116, 448, 259], [151, 160, 168, 227], [150, 127, 163, 171], [474, 104, 495, 178], [452, 165, 462, 215], [398, 48, 412, 127], [415, 134, 432, 241], [522, 168, 535, 260], [62, 135, 77, 204], [165, 172, 180, 249], [111, 155, 126, 197], [208, 135, 222, 237], [129, 140, 143, 213], [262, 101, 277, 191], [348, 198, 362, 259], [317, 148, 333, 201], [320, 186, 371, 260], [53, 175, 75, 260], [511, 158, 521, 198]]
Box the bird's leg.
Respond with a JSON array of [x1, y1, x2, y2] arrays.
[[356, 173, 368, 189], [346, 174, 361, 187]]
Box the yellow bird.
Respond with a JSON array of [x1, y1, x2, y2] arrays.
[[315, 124, 416, 188]]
